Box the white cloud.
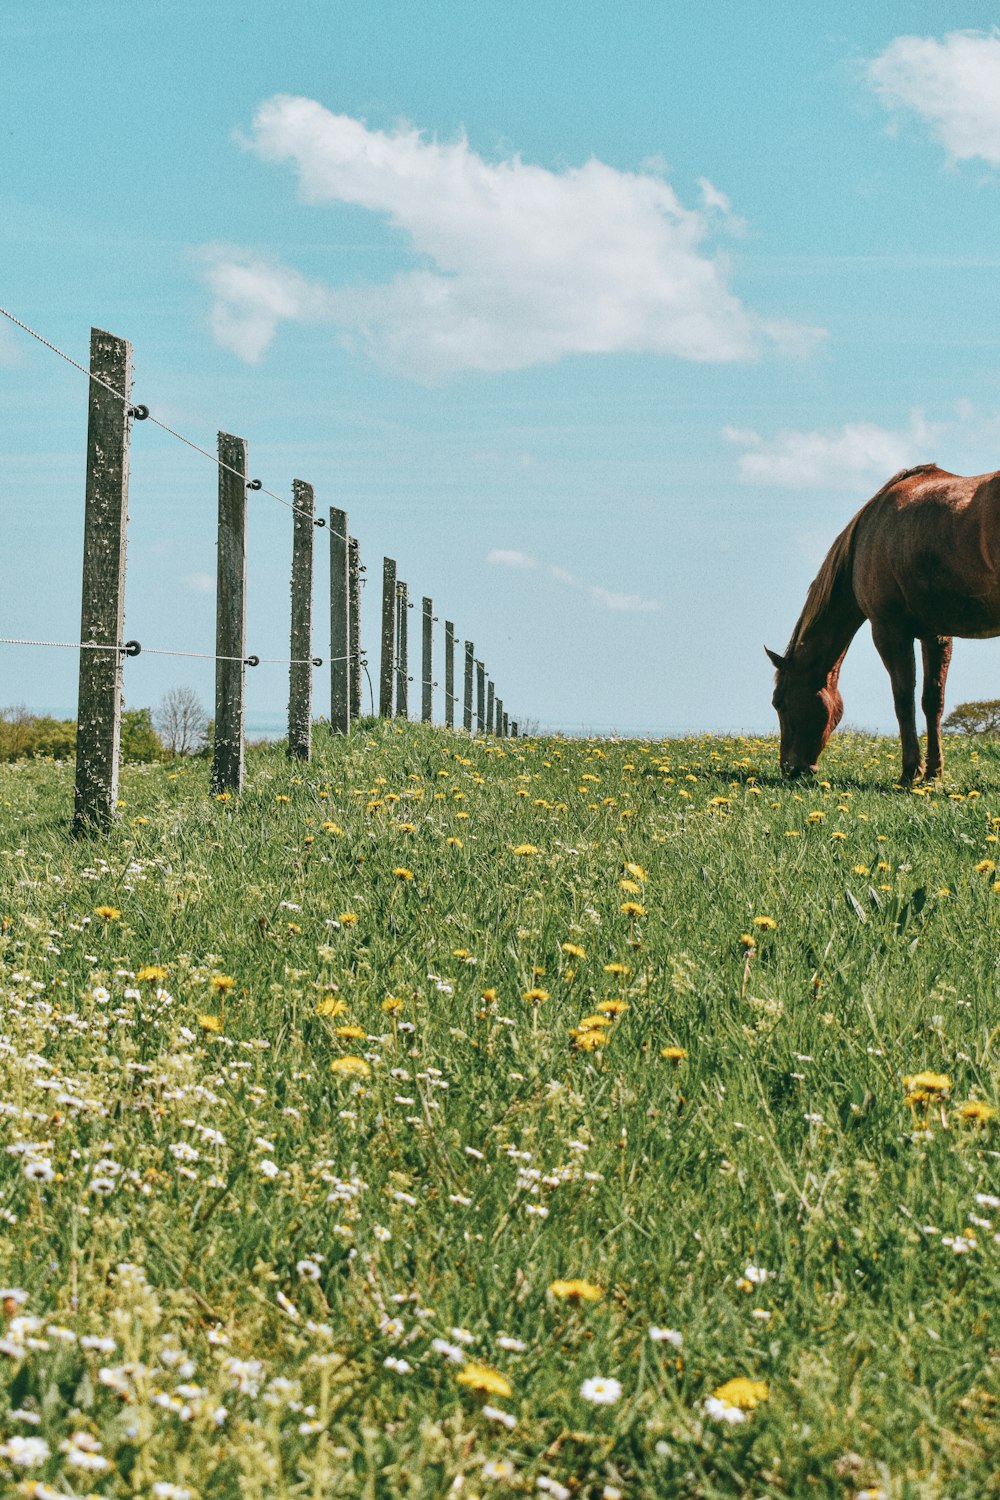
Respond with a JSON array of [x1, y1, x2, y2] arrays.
[[487, 549, 658, 612], [486, 548, 538, 570], [869, 30, 1000, 165], [203, 94, 824, 378], [725, 410, 940, 488]]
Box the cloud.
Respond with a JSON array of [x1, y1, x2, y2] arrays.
[[487, 548, 659, 612], [184, 572, 216, 594], [724, 410, 940, 488], [868, 30, 1000, 165], [203, 94, 824, 378]]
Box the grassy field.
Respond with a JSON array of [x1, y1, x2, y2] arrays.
[[1, 723, 999, 1499]]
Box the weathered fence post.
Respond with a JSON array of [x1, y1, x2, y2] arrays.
[[510, 718, 517, 737], [422, 597, 433, 723], [444, 620, 455, 729], [348, 537, 362, 721], [463, 642, 474, 731], [211, 432, 249, 795], [476, 660, 486, 734], [495, 697, 504, 740], [73, 328, 132, 836], [396, 580, 409, 719], [379, 558, 396, 717], [486, 681, 495, 735], [329, 505, 350, 736], [287, 479, 315, 760]]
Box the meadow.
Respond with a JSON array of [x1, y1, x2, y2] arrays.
[[0, 723, 998, 1499]]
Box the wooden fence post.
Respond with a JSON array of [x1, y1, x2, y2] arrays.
[[73, 327, 132, 835], [486, 681, 495, 735], [287, 479, 315, 760], [348, 537, 362, 721], [211, 432, 248, 795], [463, 642, 474, 731], [444, 620, 455, 729], [476, 660, 486, 734], [329, 505, 350, 736], [379, 558, 396, 717], [495, 697, 503, 740], [422, 597, 433, 723], [396, 579, 409, 719], [510, 718, 517, 736]]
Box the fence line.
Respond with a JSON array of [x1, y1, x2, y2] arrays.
[[1, 315, 526, 830]]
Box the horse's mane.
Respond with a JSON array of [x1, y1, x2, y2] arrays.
[[787, 463, 939, 651]]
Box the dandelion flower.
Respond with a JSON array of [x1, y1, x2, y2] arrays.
[[511, 844, 539, 855], [623, 862, 647, 880], [561, 942, 587, 959], [549, 1278, 602, 1301], [456, 1362, 513, 1397], [136, 964, 167, 983], [903, 1070, 952, 1099], [956, 1100, 996, 1124], [315, 995, 348, 1017], [571, 1029, 609, 1050], [197, 1014, 223, 1033], [661, 1045, 687, 1062], [523, 988, 550, 1004], [211, 974, 236, 992], [620, 901, 646, 917], [330, 1056, 371, 1079], [393, 867, 414, 881], [596, 999, 628, 1015], [711, 1376, 768, 1411], [751, 915, 777, 931], [381, 996, 404, 1013], [93, 905, 121, 921], [322, 821, 344, 835]]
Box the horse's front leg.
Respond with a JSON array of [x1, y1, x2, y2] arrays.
[[920, 635, 952, 780], [871, 624, 921, 782]]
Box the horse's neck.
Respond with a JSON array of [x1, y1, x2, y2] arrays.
[[792, 592, 863, 686]]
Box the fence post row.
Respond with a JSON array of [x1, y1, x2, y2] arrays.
[[379, 558, 396, 717], [396, 579, 409, 719], [287, 479, 315, 760], [348, 537, 362, 721], [475, 660, 485, 735], [486, 681, 495, 735], [211, 432, 248, 794], [73, 328, 132, 836], [495, 698, 504, 739], [422, 597, 433, 723], [329, 505, 350, 736]]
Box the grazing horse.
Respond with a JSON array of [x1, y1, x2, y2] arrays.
[[767, 462, 1000, 783]]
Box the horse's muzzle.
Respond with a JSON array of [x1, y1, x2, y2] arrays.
[[781, 763, 818, 779]]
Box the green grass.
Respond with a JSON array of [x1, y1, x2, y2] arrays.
[[1, 723, 999, 1498]]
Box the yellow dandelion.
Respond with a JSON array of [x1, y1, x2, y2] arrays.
[[752, 915, 777, 930], [211, 974, 236, 992], [393, 867, 414, 881], [604, 962, 631, 976], [712, 1377, 769, 1410], [596, 999, 628, 1015], [315, 995, 348, 1017], [903, 1070, 952, 1095], [197, 1014, 223, 1033], [620, 901, 646, 917], [661, 1045, 688, 1062], [619, 878, 642, 895], [523, 988, 550, 1004], [136, 965, 167, 983], [623, 862, 647, 881], [447, 836, 464, 848], [975, 859, 996, 874], [335, 1024, 366, 1040], [548, 1278, 603, 1302], [955, 1100, 996, 1124], [94, 905, 121, 921], [830, 830, 847, 841], [807, 811, 825, 823], [381, 996, 404, 1013], [275, 794, 290, 804], [561, 942, 587, 959], [511, 843, 539, 856], [456, 1363, 512, 1398], [330, 1056, 370, 1079], [481, 987, 497, 1003], [338, 912, 359, 926], [576, 1014, 613, 1031], [322, 821, 345, 835], [570, 1028, 609, 1050], [739, 932, 757, 950]]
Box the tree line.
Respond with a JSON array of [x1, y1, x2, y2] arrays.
[[0, 686, 209, 763]]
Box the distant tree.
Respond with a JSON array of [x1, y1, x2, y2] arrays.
[[943, 699, 1000, 736], [154, 686, 209, 756], [120, 708, 164, 763]]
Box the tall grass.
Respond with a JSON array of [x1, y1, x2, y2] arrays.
[[0, 725, 998, 1497]]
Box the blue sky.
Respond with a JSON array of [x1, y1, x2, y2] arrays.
[[5, 2, 1000, 735]]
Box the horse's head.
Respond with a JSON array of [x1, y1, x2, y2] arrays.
[[765, 647, 842, 777]]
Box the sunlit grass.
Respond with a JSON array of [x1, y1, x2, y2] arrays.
[[0, 725, 999, 1497]]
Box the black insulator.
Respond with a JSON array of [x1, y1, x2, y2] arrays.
[[123, 639, 142, 657], [129, 404, 149, 421], [247, 478, 262, 491], [246, 654, 260, 667]]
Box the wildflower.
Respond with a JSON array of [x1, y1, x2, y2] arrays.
[[316, 995, 348, 1017], [579, 1375, 622, 1405], [339, 912, 359, 925], [661, 1045, 687, 1062], [955, 1100, 996, 1124], [482, 1403, 517, 1429], [752, 915, 777, 930], [198, 1015, 223, 1033], [975, 859, 996, 874], [322, 821, 344, 835], [604, 961, 631, 976], [60, 1432, 111, 1473], [903, 1071, 952, 1102], [334, 1024, 367, 1040], [381, 996, 404, 1013], [93, 905, 121, 921], [649, 1326, 683, 1347], [571, 1028, 608, 1051], [446, 835, 463, 847], [523, 988, 550, 1003], [623, 862, 647, 880], [0, 1434, 50, 1466], [561, 942, 586, 959], [330, 1056, 371, 1079], [620, 901, 646, 916], [393, 867, 414, 881], [596, 999, 627, 1014], [713, 1376, 768, 1409], [511, 844, 539, 855], [620, 878, 642, 894], [456, 1362, 513, 1397], [548, 1278, 603, 1302], [211, 974, 236, 992], [136, 964, 167, 982]]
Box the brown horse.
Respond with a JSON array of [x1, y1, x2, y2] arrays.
[[767, 462, 1000, 783]]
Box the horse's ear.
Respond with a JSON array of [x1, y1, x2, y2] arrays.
[[764, 646, 785, 670]]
